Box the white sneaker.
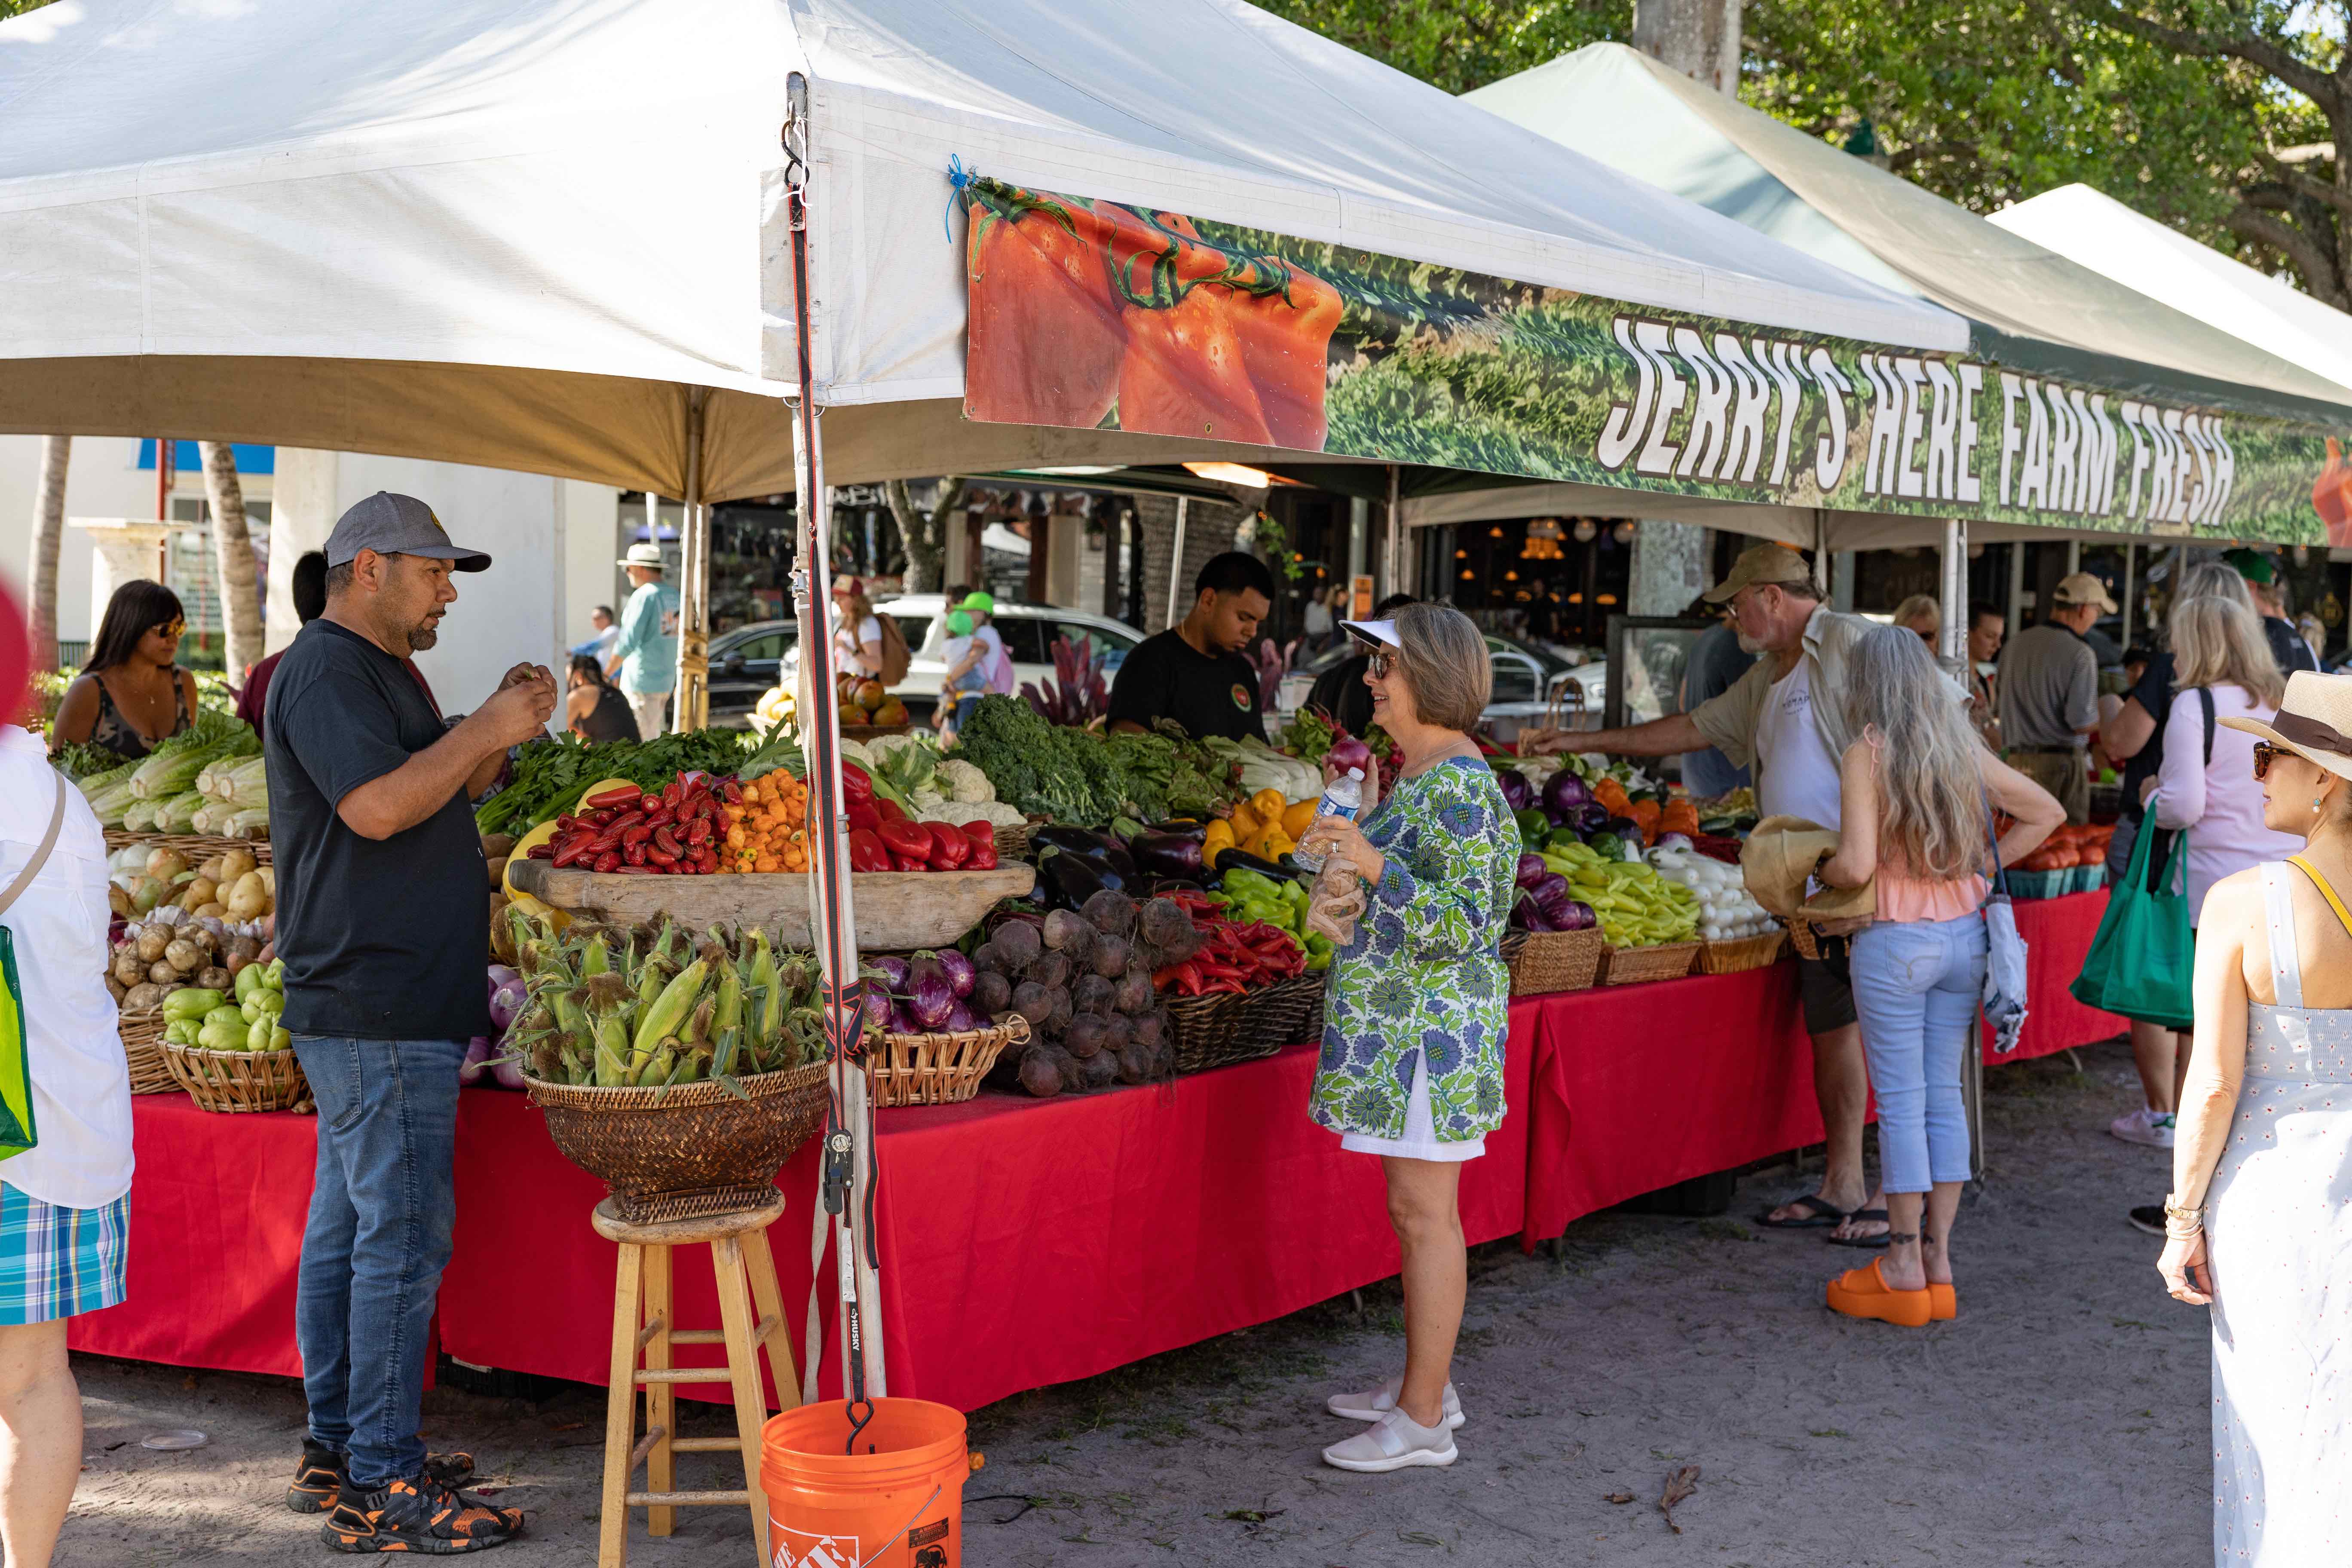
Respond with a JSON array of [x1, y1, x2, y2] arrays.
[[2109, 1107, 2176, 1148], [1321, 1408, 1459, 1472], [1326, 1378, 1465, 1430]]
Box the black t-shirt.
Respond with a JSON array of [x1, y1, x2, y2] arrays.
[[2119, 652, 2174, 824], [1106, 630, 1264, 742], [265, 620, 492, 1042], [2266, 616, 2319, 677], [1305, 654, 1374, 741]]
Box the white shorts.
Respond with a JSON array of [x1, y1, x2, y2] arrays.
[[1339, 1052, 1485, 1164]]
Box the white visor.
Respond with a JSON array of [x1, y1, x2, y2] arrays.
[[1341, 619, 1401, 649]]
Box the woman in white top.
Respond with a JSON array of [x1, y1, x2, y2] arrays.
[[2150, 595, 2302, 913], [0, 722, 133, 1568], [830, 580, 885, 679], [2159, 670, 2352, 1562]]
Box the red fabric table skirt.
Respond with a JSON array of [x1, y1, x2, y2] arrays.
[[1994, 889, 2123, 1063]]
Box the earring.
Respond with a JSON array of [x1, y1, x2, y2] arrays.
[[2316, 798, 2325, 813]]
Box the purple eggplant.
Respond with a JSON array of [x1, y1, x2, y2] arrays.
[[944, 1001, 975, 1032], [1129, 828, 1207, 882], [936, 948, 976, 1000], [459, 1036, 493, 1085], [1515, 852, 1550, 891], [1558, 898, 1597, 931], [1495, 769, 1534, 813], [905, 953, 956, 1030], [1541, 771, 1592, 824], [888, 1000, 923, 1035], [867, 954, 911, 994], [1573, 800, 1611, 833], [1526, 871, 1570, 910]]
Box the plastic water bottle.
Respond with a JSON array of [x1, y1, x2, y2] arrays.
[[1292, 767, 1365, 875]]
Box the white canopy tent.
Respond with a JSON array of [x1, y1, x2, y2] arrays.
[[1991, 184, 2352, 404]]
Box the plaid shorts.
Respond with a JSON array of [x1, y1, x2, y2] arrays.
[[0, 1183, 129, 1325]]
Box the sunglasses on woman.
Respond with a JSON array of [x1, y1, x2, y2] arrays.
[[154, 619, 186, 641], [2254, 741, 2285, 781]]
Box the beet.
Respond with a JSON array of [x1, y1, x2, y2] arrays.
[[970, 941, 1006, 975], [1072, 973, 1115, 1017], [1063, 1014, 1109, 1059], [995, 921, 1042, 969], [1054, 1048, 1086, 1092], [1090, 934, 1131, 980], [972, 970, 1012, 1016], [1042, 909, 1095, 958], [1024, 950, 1072, 992], [1113, 970, 1155, 1015], [1130, 1011, 1165, 1051], [1115, 1041, 1153, 1084], [1081, 1048, 1120, 1089], [1018, 1048, 1063, 1098], [1008, 981, 1054, 1026], [1138, 896, 1193, 950], [1081, 888, 1137, 938], [1099, 1012, 1132, 1054], [1047, 986, 1074, 1033]]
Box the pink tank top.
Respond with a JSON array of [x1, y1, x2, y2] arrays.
[[1866, 735, 1988, 923]]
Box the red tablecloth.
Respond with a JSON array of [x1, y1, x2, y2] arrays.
[[70, 892, 2122, 1412], [1995, 889, 2124, 1063]]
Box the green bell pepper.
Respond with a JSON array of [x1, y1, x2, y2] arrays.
[[1514, 808, 1550, 850]]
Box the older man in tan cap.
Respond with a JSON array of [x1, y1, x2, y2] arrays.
[[1526, 541, 1931, 1241], [1996, 571, 2114, 825]]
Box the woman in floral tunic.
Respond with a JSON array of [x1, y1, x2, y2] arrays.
[[1297, 603, 1516, 1473]]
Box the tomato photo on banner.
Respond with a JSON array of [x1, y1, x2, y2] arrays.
[[955, 172, 2352, 545]]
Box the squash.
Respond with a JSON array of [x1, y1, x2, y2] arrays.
[[502, 819, 564, 900]]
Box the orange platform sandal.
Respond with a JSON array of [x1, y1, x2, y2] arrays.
[[1927, 1282, 1956, 1321], [1825, 1258, 1932, 1328]]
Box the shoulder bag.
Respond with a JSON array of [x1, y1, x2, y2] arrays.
[[0, 773, 66, 1162], [2070, 778, 2194, 1030], [1979, 793, 2031, 1053]]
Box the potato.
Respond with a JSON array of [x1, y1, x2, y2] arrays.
[[195, 902, 228, 921], [227, 935, 262, 964], [148, 959, 179, 986], [224, 952, 251, 979], [195, 965, 233, 994], [107, 884, 132, 920], [480, 833, 517, 860], [135, 927, 172, 964], [217, 848, 257, 884], [121, 982, 168, 1013], [181, 877, 218, 913], [485, 856, 508, 888], [164, 938, 205, 974], [198, 854, 229, 883], [105, 974, 128, 1004], [112, 948, 148, 987], [255, 867, 275, 897], [146, 849, 188, 882], [225, 872, 270, 921]]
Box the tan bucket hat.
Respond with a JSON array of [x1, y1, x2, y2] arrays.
[[1740, 815, 1876, 922], [1702, 543, 1817, 605], [2219, 670, 2352, 784]]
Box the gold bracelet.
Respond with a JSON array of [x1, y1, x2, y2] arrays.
[[2163, 1194, 2204, 1220]]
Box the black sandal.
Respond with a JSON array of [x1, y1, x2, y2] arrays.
[[1827, 1208, 1892, 1250], [1755, 1194, 1849, 1230]]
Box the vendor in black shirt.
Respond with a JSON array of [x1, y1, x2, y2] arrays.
[[1108, 551, 1274, 742], [1305, 593, 1417, 739]]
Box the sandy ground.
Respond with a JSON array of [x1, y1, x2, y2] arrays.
[[59, 1036, 2209, 1568]]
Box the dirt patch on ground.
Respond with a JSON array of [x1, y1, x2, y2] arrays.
[[61, 1038, 2207, 1566]]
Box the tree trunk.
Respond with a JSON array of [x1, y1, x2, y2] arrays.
[[1627, 0, 1738, 612], [199, 441, 265, 684], [27, 435, 69, 672], [883, 477, 966, 594]]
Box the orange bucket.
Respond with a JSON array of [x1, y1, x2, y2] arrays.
[[762, 1399, 982, 1568]]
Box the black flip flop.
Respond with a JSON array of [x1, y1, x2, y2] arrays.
[[1826, 1208, 1891, 1250], [1754, 1194, 1849, 1230]]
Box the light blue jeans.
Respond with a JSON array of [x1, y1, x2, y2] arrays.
[[1849, 914, 1988, 1194]]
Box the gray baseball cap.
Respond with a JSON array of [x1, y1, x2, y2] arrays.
[[324, 492, 491, 573]]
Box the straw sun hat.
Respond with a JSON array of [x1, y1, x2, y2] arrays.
[[2219, 670, 2352, 784]]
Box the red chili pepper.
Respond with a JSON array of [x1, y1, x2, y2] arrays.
[[645, 804, 676, 829], [653, 825, 684, 860], [605, 863, 653, 875], [623, 839, 649, 867], [621, 824, 653, 848], [876, 818, 934, 864], [717, 779, 744, 806], [582, 808, 615, 828], [690, 846, 718, 873], [662, 778, 683, 811], [638, 793, 661, 814], [550, 834, 594, 869], [685, 817, 712, 846], [648, 847, 678, 867], [592, 850, 621, 874], [553, 814, 578, 834], [527, 843, 554, 860], [585, 785, 641, 810], [848, 827, 891, 874]]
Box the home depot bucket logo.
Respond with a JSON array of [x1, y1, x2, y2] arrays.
[[774, 1529, 857, 1568]]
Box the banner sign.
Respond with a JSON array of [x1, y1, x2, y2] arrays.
[[959, 177, 2352, 545]]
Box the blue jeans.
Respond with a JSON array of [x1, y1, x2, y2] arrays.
[[1848, 915, 1987, 1194], [291, 1037, 466, 1488]]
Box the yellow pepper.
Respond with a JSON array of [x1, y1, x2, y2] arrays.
[[1226, 800, 1259, 839], [1202, 819, 1237, 870], [1250, 788, 1289, 828], [1245, 822, 1296, 863], [1280, 798, 1319, 842]]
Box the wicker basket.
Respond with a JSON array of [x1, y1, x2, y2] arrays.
[[1697, 929, 1789, 975], [104, 830, 270, 866], [872, 1017, 1030, 1108], [116, 1009, 176, 1096], [996, 820, 1038, 863], [1165, 989, 1275, 1076], [525, 1060, 830, 1223], [164, 1040, 311, 1112], [1500, 928, 1605, 996], [1598, 940, 1701, 986], [1252, 974, 1329, 1047]]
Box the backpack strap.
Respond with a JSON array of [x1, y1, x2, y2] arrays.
[[2199, 685, 2215, 770], [2287, 854, 2352, 945], [0, 774, 67, 919]]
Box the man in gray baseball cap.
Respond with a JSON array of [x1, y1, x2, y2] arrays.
[[263, 491, 545, 1552]]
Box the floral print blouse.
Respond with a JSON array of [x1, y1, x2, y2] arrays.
[[1311, 755, 1516, 1144]]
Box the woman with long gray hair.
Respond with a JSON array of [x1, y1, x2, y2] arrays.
[[1815, 626, 2062, 1326]]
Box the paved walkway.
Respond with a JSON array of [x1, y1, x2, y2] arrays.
[[61, 1038, 2207, 1566]]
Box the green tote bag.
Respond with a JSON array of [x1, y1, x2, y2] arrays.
[[0, 775, 64, 1164], [2070, 812, 2194, 1031]]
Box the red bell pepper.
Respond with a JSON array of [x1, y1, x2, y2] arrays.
[[846, 800, 880, 833], [848, 829, 890, 874], [960, 821, 996, 871], [889, 853, 928, 873], [841, 762, 875, 807], [875, 796, 909, 826], [876, 818, 935, 866], [925, 824, 969, 870]]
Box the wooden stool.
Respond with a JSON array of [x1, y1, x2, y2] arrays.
[[594, 1193, 796, 1568]]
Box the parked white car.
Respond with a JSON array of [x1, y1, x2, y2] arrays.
[[770, 595, 1147, 720]]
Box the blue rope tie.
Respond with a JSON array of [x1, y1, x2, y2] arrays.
[[943, 154, 974, 239]]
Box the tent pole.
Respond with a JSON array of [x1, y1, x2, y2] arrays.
[[673, 388, 710, 732], [1939, 517, 1967, 666], [783, 70, 888, 1412], [1166, 497, 1189, 629], [1384, 464, 1402, 598]]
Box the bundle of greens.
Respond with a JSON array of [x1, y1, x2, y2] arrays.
[[1099, 724, 1240, 821], [953, 695, 1118, 824], [52, 741, 122, 783], [502, 910, 847, 1089]]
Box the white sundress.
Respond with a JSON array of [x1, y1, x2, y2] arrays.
[[2207, 861, 2352, 1563]]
